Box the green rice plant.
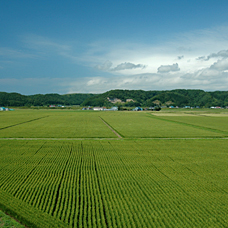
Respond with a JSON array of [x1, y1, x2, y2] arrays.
[[157, 115, 228, 135], [0, 110, 117, 138], [99, 111, 224, 138], [0, 139, 227, 227], [0, 109, 48, 129]]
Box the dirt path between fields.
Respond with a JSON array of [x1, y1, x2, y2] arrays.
[[99, 116, 122, 138]]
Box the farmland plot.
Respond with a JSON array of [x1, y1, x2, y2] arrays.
[[0, 110, 228, 227], [154, 115, 228, 136], [99, 112, 224, 138], [0, 110, 48, 129], [0, 140, 227, 227], [0, 111, 116, 138]]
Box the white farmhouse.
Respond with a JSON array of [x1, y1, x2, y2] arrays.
[[93, 107, 104, 111]]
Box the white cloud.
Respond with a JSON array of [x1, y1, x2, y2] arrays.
[[95, 60, 112, 71], [83, 26, 228, 75], [3, 25, 228, 94], [67, 74, 161, 93], [19, 26, 228, 77], [67, 59, 228, 94], [95, 61, 146, 72], [65, 24, 228, 93], [157, 63, 180, 73], [199, 69, 221, 78], [87, 77, 108, 86], [210, 58, 228, 71], [206, 50, 228, 60], [111, 62, 146, 71]]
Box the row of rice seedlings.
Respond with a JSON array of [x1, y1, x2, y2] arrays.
[[87, 152, 103, 228], [39, 141, 91, 227], [81, 144, 95, 228], [79, 154, 89, 227], [1, 140, 227, 227], [67, 143, 84, 227], [26, 144, 64, 212], [0, 142, 47, 195], [125, 140, 228, 227], [147, 141, 228, 226], [60, 144, 78, 224], [0, 141, 30, 170], [164, 159, 228, 224], [35, 146, 67, 213], [6, 141, 67, 215], [0, 141, 41, 187], [73, 142, 100, 227], [0, 188, 68, 228], [108, 140, 202, 227], [56, 143, 78, 221], [135, 150, 213, 226], [104, 141, 177, 227], [36, 144, 67, 213], [92, 141, 154, 227], [58, 141, 109, 228], [12, 144, 51, 201], [86, 141, 109, 228], [47, 143, 72, 219], [90, 141, 123, 228], [14, 154, 54, 203]]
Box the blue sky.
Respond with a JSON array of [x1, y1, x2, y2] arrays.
[[1, 0, 228, 94]]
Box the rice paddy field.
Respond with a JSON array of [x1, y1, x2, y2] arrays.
[[0, 109, 227, 227]]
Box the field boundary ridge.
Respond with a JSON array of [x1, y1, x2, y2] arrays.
[[0, 116, 49, 130], [99, 116, 123, 138]]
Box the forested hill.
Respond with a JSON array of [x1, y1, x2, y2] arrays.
[[0, 89, 228, 107], [81, 89, 228, 107], [0, 92, 95, 106]]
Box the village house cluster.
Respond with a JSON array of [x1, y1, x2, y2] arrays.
[[82, 106, 118, 111]]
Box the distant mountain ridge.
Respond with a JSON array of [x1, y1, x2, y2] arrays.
[[0, 89, 228, 107]]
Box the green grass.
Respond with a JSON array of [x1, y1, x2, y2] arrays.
[[0, 210, 25, 228]]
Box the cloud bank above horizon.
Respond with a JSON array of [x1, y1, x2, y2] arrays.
[[1, 26, 228, 94], [1, 1, 228, 94]]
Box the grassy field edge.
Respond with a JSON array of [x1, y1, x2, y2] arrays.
[[0, 189, 69, 228], [0, 209, 25, 228]]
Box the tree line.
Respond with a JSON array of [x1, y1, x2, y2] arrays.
[[81, 89, 228, 107], [0, 92, 94, 107], [1, 89, 228, 107]]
